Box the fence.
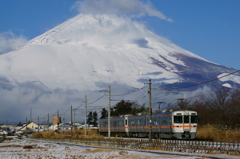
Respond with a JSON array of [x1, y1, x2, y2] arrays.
[[32, 137, 240, 155]]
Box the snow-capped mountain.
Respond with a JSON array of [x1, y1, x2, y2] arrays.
[[0, 14, 239, 122]]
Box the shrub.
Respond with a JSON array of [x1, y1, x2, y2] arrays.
[[32, 129, 103, 139], [196, 124, 240, 142]]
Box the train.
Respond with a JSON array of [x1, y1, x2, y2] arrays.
[[99, 110, 198, 139]]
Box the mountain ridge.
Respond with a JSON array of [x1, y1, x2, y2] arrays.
[[0, 13, 225, 91], [0, 13, 239, 121]]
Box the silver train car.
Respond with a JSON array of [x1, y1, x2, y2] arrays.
[[99, 110, 198, 139]]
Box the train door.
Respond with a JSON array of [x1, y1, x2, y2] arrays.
[[169, 115, 172, 132], [125, 117, 129, 136], [183, 112, 191, 132]]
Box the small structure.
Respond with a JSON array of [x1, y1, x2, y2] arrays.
[[0, 125, 11, 136], [52, 117, 61, 125], [16, 122, 40, 134], [0, 129, 8, 136], [78, 124, 98, 129], [58, 123, 76, 131]]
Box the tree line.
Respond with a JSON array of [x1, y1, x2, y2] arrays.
[[87, 100, 147, 126], [177, 87, 240, 129]]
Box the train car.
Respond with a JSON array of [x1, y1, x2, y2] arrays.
[[99, 110, 198, 139]]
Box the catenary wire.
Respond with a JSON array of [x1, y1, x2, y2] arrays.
[[153, 70, 240, 91], [111, 87, 146, 96], [87, 93, 106, 105]]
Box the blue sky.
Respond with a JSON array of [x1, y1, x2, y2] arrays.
[[0, 0, 240, 70]]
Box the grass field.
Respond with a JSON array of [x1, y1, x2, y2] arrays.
[[32, 129, 103, 139], [32, 125, 240, 142], [196, 124, 240, 142]]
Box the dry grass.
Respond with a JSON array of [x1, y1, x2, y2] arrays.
[[32, 129, 104, 139], [196, 124, 240, 142], [82, 148, 113, 153], [33, 125, 240, 142]]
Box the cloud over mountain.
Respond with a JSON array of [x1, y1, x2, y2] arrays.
[[73, 0, 173, 22], [0, 10, 238, 123], [0, 32, 27, 55]]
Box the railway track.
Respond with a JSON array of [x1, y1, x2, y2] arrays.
[[26, 138, 228, 159], [24, 137, 240, 158]]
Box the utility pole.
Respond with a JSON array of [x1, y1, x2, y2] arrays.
[[177, 98, 185, 110], [70, 105, 73, 139], [148, 79, 152, 141], [48, 113, 49, 131], [108, 85, 111, 138], [30, 108, 32, 122], [25, 117, 28, 136], [44, 118, 45, 130], [38, 116, 39, 132], [73, 109, 76, 124], [84, 95, 87, 136], [57, 110, 60, 128]]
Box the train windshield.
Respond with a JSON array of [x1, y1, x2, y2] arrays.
[[174, 116, 182, 123], [184, 115, 189, 123], [191, 115, 198, 123], [174, 115, 198, 124]]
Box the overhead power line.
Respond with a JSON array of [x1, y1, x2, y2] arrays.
[[87, 93, 106, 105], [75, 102, 83, 109], [154, 70, 240, 91], [61, 108, 69, 115], [111, 87, 145, 96]]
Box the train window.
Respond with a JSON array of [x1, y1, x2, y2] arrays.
[[137, 119, 142, 126], [160, 116, 168, 125], [191, 116, 198, 123], [103, 122, 106, 127], [146, 118, 149, 126], [143, 118, 146, 126], [184, 115, 189, 123], [130, 120, 135, 126], [118, 120, 123, 127], [113, 121, 117, 127], [174, 116, 182, 123], [125, 119, 128, 126], [153, 117, 158, 125]]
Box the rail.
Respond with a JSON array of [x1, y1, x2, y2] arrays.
[[32, 137, 240, 155]]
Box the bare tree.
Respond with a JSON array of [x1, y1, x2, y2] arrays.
[[177, 98, 191, 110]]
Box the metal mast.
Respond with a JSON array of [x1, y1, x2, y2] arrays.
[[108, 86, 111, 138]]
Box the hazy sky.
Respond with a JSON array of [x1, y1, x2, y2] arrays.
[[0, 0, 240, 70]]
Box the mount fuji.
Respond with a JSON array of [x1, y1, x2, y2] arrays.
[[0, 14, 239, 122]]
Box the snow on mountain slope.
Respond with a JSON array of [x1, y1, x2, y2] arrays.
[[218, 73, 240, 86], [0, 14, 215, 91], [0, 13, 239, 122]]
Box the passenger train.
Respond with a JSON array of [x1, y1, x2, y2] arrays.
[[99, 110, 198, 139]]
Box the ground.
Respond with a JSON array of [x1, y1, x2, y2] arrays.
[[0, 138, 239, 159]]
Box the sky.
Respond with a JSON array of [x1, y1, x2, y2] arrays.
[[0, 0, 240, 70]]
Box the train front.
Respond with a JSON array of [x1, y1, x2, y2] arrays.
[[171, 110, 198, 139]]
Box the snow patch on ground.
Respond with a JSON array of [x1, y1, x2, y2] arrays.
[[0, 138, 239, 159]]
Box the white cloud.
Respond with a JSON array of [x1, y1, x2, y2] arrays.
[[73, 0, 173, 22], [0, 32, 27, 55]]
